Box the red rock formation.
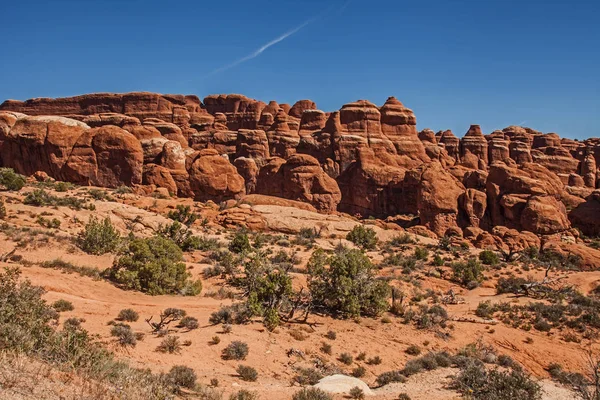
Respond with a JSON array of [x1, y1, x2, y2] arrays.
[[461, 125, 488, 165], [188, 149, 245, 202], [3, 91, 599, 241], [255, 154, 341, 212], [289, 100, 317, 119]]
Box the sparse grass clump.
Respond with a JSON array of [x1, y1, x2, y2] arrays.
[[107, 235, 201, 295], [36, 216, 61, 229], [452, 362, 541, 400], [77, 216, 120, 255], [346, 225, 378, 250], [222, 341, 249, 360], [52, 299, 74, 312], [320, 342, 333, 355], [352, 366, 366, 378], [166, 365, 197, 389], [236, 365, 258, 381], [157, 335, 182, 354], [339, 352, 353, 365], [405, 345, 421, 356], [24, 188, 89, 210], [349, 387, 365, 399], [178, 316, 199, 330], [230, 390, 259, 400], [294, 367, 324, 385], [117, 308, 139, 322], [110, 324, 137, 347], [389, 233, 415, 246], [40, 258, 102, 279], [292, 388, 333, 400]]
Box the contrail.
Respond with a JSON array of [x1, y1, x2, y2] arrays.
[[205, 1, 349, 77]]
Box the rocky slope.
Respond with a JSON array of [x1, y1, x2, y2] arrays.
[[1, 92, 599, 244]]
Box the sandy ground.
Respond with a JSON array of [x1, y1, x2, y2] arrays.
[[0, 185, 592, 399]]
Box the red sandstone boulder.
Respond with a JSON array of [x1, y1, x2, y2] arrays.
[[256, 154, 341, 212], [143, 164, 177, 195], [460, 125, 488, 165], [379, 97, 428, 163], [1, 115, 88, 177], [266, 110, 299, 158], [188, 149, 245, 202], [63, 125, 143, 187], [235, 129, 269, 161], [416, 162, 466, 236], [289, 100, 317, 119], [569, 190, 600, 237]]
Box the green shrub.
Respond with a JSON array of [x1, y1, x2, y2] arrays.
[[346, 225, 378, 250], [326, 330, 337, 340], [479, 250, 500, 266], [77, 216, 120, 255], [496, 276, 530, 295], [107, 236, 201, 295], [156, 335, 182, 354], [452, 363, 541, 400], [157, 221, 203, 251], [167, 205, 198, 226], [475, 301, 496, 319], [209, 303, 252, 325], [432, 254, 444, 266], [0, 168, 26, 191], [222, 341, 249, 360], [307, 248, 390, 318], [229, 231, 252, 254], [117, 308, 139, 322], [414, 247, 429, 261], [24, 188, 88, 210], [292, 388, 332, 400], [452, 258, 484, 288], [236, 365, 258, 382], [52, 299, 74, 312], [166, 365, 197, 389]]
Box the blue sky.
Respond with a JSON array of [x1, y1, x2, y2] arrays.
[[1, 0, 598, 139]]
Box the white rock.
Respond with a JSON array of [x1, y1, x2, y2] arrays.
[[314, 374, 374, 395]]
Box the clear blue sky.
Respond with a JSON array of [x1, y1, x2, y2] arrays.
[[1, 0, 598, 139]]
